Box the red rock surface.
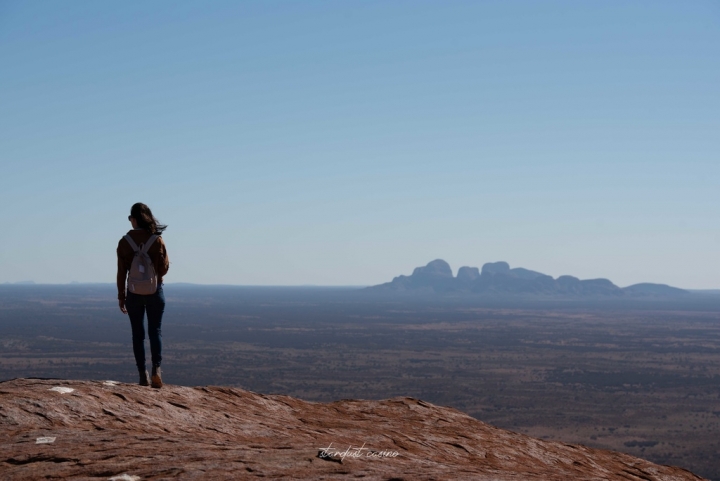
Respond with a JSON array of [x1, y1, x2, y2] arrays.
[[0, 379, 705, 480]]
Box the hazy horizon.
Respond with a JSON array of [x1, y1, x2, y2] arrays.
[[1, 1, 718, 288], [5, 255, 720, 292]]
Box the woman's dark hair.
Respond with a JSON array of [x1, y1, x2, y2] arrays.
[[130, 203, 167, 234]]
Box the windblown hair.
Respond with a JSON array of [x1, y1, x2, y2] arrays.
[[130, 203, 167, 235]]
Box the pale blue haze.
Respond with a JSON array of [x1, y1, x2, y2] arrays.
[[1, 1, 718, 287]]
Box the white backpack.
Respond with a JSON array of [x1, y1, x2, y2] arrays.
[[124, 234, 158, 295]]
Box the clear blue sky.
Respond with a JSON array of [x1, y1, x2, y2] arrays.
[[1, 1, 718, 288]]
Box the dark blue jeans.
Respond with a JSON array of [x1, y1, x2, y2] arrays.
[[126, 286, 165, 370]]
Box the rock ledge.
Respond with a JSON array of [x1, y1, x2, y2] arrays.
[[0, 379, 705, 480]]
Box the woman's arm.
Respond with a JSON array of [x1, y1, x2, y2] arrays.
[[117, 240, 129, 314], [157, 236, 170, 278]]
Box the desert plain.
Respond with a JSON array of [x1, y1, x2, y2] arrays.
[[1, 285, 719, 479]]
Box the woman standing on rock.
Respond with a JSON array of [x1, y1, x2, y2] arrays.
[[117, 203, 170, 388]]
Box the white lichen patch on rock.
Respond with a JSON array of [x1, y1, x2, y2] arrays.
[[108, 475, 141, 481], [35, 436, 56, 444], [48, 386, 74, 394]]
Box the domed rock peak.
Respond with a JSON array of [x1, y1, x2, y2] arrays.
[[457, 266, 480, 281], [411, 259, 453, 278]]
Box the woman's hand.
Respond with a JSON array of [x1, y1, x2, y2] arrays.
[[119, 299, 127, 314]]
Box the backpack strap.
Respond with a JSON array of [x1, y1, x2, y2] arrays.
[[124, 234, 158, 253], [141, 235, 158, 254], [124, 234, 140, 252]]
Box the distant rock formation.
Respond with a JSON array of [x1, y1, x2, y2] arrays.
[[622, 283, 689, 297], [378, 259, 456, 293], [368, 260, 689, 298], [0, 379, 705, 480]]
